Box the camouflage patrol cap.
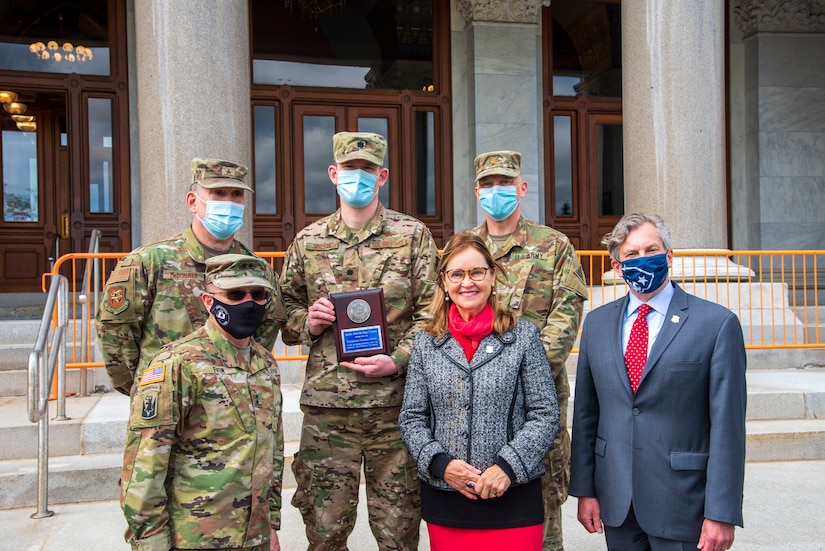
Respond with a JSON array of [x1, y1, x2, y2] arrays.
[[333, 131, 387, 166], [474, 150, 522, 182], [191, 158, 253, 192], [205, 253, 273, 290]]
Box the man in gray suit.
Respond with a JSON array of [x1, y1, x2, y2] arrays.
[[570, 213, 746, 551]]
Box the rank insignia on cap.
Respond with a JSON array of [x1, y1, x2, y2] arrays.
[[140, 365, 165, 386], [140, 389, 159, 420], [103, 286, 129, 315]]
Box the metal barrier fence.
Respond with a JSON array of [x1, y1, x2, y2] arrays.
[[43, 248, 824, 383]]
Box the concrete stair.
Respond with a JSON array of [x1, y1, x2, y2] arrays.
[[3, 296, 825, 511], [3, 356, 825, 510]]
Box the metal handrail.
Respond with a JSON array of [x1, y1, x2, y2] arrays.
[[77, 229, 102, 396], [27, 274, 69, 519]]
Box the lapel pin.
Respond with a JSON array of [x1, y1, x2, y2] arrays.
[[485, 345, 494, 354], [671, 315, 680, 324]]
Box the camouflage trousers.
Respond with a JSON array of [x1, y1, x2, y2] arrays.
[[292, 405, 421, 551], [541, 427, 571, 551]]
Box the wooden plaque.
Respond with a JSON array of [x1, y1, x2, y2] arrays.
[[330, 289, 390, 361]]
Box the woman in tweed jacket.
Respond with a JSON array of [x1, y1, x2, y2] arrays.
[[399, 232, 559, 551]]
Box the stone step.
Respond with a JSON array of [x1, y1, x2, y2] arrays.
[[3, 370, 825, 510], [746, 419, 825, 461]]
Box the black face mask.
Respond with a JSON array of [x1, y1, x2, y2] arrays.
[[209, 296, 267, 339]]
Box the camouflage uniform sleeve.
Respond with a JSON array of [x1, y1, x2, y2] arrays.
[[95, 254, 151, 396], [120, 350, 182, 550], [269, 406, 284, 531], [278, 239, 311, 347], [389, 224, 438, 376], [253, 261, 287, 351], [540, 242, 588, 382]]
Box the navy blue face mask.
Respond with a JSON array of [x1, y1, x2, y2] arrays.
[[620, 253, 669, 294]]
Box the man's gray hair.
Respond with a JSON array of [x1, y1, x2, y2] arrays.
[[601, 213, 673, 261]]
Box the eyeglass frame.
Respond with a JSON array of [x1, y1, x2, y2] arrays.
[[207, 288, 271, 303], [441, 266, 494, 284]]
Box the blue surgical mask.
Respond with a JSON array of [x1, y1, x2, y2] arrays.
[[620, 253, 670, 294], [336, 169, 378, 209], [478, 186, 519, 221], [196, 195, 244, 240]]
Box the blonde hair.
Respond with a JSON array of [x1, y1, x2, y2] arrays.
[[424, 232, 517, 338]]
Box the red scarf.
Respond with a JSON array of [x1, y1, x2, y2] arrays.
[[448, 303, 494, 363]]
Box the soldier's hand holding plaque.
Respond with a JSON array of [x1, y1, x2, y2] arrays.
[[330, 289, 390, 361]]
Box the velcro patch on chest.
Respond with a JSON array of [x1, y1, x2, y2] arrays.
[[371, 236, 407, 248], [306, 240, 339, 251], [163, 271, 201, 281]]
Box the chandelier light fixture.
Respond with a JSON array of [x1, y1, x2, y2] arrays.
[[3, 102, 27, 115], [30, 40, 93, 63], [29, 14, 93, 63], [284, 0, 346, 19], [0, 89, 36, 131], [0, 90, 18, 104]]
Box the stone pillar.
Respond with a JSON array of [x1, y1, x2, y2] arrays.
[[622, 1, 727, 249], [456, 0, 547, 227], [732, 0, 825, 250], [133, 0, 252, 246]]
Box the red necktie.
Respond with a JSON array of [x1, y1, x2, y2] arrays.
[[625, 303, 652, 393]]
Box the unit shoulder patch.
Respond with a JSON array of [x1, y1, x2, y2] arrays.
[[103, 285, 130, 315]]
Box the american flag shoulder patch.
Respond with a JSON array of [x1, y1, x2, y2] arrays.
[[140, 365, 166, 386]]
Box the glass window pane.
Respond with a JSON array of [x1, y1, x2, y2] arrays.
[[3, 130, 39, 222], [551, 2, 621, 97], [88, 97, 113, 213], [0, 3, 110, 76], [596, 123, 624, 216], [252, 0, 434, 90], [553, 116, 573, 217], [357, 117, 389, 205], [304, 116, 336, 215], [415, 111, 435, 216], [254, 105, 277, 214]]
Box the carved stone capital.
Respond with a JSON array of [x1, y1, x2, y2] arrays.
[[733, 0, 825, 37], [457, 0, 550, 25]]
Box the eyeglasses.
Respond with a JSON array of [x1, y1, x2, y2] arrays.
[[443, 267, 492, 284], [211, 289, 270, 302]]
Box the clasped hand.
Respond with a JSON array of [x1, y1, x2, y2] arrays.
[[444, 459, 511, 500]]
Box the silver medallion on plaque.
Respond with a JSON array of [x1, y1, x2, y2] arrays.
[[347, 298, 372, 324]]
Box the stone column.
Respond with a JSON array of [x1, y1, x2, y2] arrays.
[[133, 0, 252, 245], [456, 0, 547, 228], [622, 1, 727, 249], [732, 0, 825, 250]]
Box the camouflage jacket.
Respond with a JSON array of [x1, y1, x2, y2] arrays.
[[121, 318, 284, 551], [95, 226, 285, 395], [280, 204, 438, 408], [470, 216, 587, 423]]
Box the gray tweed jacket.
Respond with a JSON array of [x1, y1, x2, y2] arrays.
[[399, 318, 559, 491]]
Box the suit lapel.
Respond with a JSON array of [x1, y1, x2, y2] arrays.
[[639, 283, 690, 389], [610, 295, 634, 395]]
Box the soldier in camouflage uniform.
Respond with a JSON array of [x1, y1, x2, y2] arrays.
[[121, 254, 284, 551], [469, 151, 588, 551], [96, 158, 284, 395], [279, 131, 438, 550]]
